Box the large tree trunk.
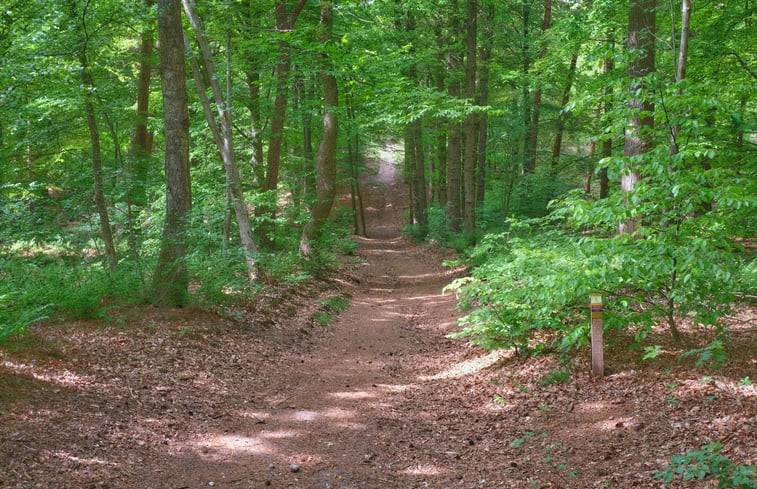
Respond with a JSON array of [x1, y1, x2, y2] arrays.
[[300, 0, 338, 258], [153, 0, 192, 306], [183, 0, 259, 280], [619, 0, 656, 235], [462, 0, 478, 233]]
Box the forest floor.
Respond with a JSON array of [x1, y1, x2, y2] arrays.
[[1, 145, 755, 489]]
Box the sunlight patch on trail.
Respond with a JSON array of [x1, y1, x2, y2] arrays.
[[419, 350, 506, 381], [1, 360, 106, 388], [401, 463, 450, 476]]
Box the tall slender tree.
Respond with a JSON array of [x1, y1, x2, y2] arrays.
[[153, 0, 192, 306], [182, 0, 260, 280], [619, 0, 656, 235], [300, 0, 339, 258], [462, 0, 478, 233], [68, 0, 118, 272]]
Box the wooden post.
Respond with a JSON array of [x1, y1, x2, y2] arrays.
[[590, 293, 604, 377]]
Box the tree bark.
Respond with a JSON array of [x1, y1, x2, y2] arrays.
[[300, 0, 338, 258], [475, 5, 493, 208], [68, 0, 118, 272], [411, 118, 428, 231], [462, 0, 477, 233], [257, 0, 308, 247], [521, 0, 532, 172], [551, 51, 578, 167], [153, 0, 192, 306], [524, 0, 552, 173], [182, 0, 259, 279], [129, 0, 155, 208], [80, 56, 118, 272], [670, 0, 690, 155], [620, 0, 656, 235], [246, 71, 265, 186]]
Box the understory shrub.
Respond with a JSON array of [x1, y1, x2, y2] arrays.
[[655, 443, 757, 488]]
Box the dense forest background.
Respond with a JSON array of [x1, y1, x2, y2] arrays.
[[0, 0, 755, 356]]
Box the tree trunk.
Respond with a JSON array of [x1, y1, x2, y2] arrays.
[[462, 0, 477, 233], [81, 63, 118, 272], [620, 0, 656, 235], [129, 0, 155, 209], [521, 0, 532, 172], [670, 0, 690, 155], [551, 51, 578, 167], [246, 71, 265, 186], [412, 118, 428, 231], [475, 7, 492, 209], [446, 103, 462, 231], [257, 0, 307, 247], [300, 0, 338, 258], [183, 0, 259, 280], [524, 0, 552, 173], [153, 0, 192, 306]]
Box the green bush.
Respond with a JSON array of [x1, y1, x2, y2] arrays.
[[446, 223, 599, 355], [655, 443, 757, 488]]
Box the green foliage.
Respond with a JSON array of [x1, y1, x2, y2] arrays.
[[679, 339, 728, 369], [312, 295, 350, 327], [446, 222, 599, 354], [0, 252, 146, 341], [538, 369, 571, 387], [655, 443, 757, 488], [317, 296, 351, 314]]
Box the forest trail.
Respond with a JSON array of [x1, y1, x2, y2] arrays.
[[166, 144, 483, 488], [2, 144, 754, 489]]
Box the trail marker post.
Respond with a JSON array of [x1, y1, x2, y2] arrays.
[[590, 293, 604, 377]]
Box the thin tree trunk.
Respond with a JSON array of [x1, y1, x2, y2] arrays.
[[524, 0, 552, 173], [476, 3, 493, 208], [257, 0, 308, 247], [462, 0, 478, 233], [130, 0, 155, 208], [153, 0, 192, 306], [301, 75, 316, 200], [600, 42, 614, 199], [434, 25, 448, 208], [551, 51, 579, 167], [446, 110, 462, 231], [300, 0, 338, 258], [412, 118, 428, 231], [183, 0, 259, 280], [620, 0, 656, 236], [670, 0, 690, 155], [79, 54, 117, 272], [521, 0, 531, 173], [246, 71, 264, 186]]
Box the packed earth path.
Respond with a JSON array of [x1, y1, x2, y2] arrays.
[[2, 144, 755, 489]]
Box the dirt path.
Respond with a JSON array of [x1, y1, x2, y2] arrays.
[[163, 145, 477, 488]]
